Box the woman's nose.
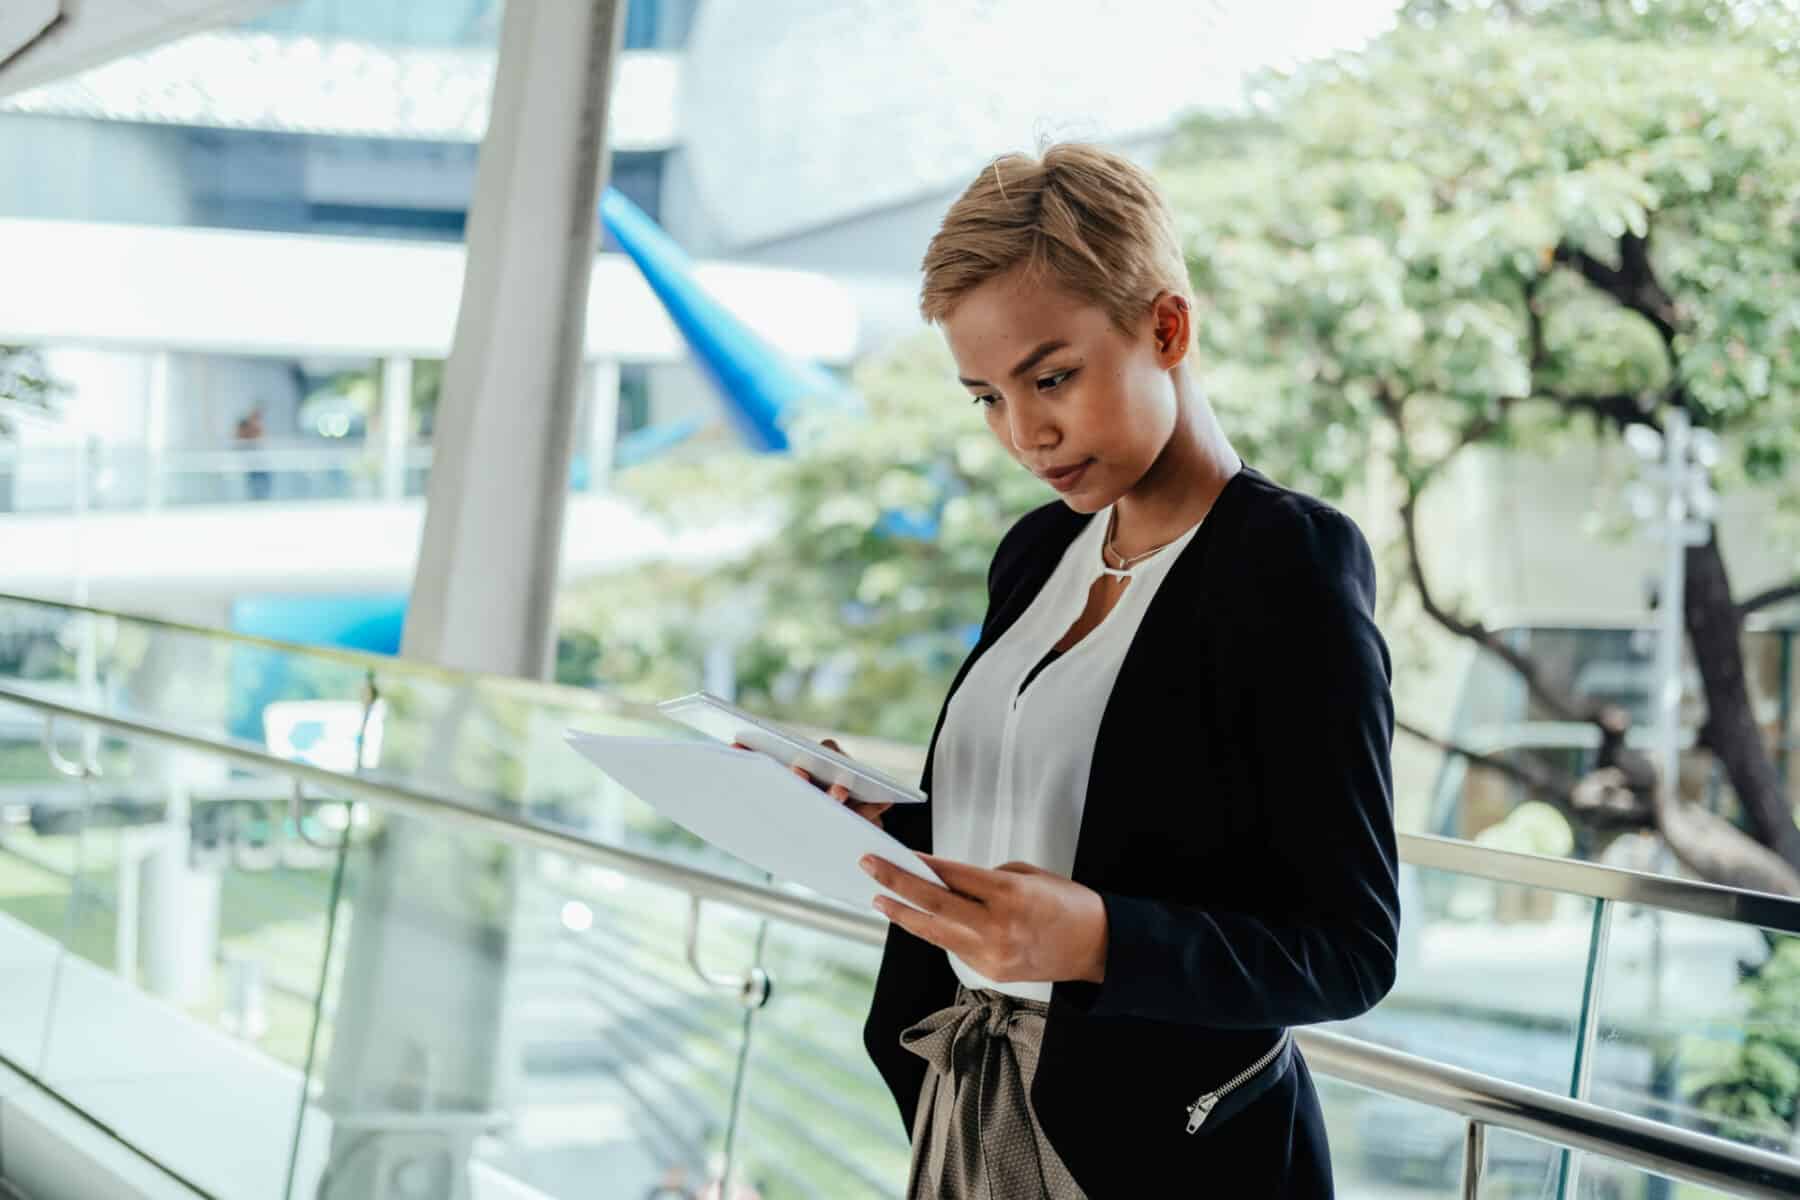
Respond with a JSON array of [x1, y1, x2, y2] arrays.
[[1006, 396, 1056, 451]]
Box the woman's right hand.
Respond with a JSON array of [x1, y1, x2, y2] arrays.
[[732, 736, 894, 828]]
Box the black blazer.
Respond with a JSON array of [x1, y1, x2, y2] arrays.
[[862, 465, 1400, 1197]]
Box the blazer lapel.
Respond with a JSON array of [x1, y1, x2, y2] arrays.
[[911, 464, 1263, 871], [1068, 466, 1259, 887]]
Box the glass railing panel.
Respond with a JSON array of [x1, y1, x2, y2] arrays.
[[1572, 1153, 1737, 1199], [0, 598, 369, 758], [1328, 864, 1597, 1094], [1590, 904, 1800, 1157], [293, 824, 760, 1200], [17, 739, 341, 1199], [0, 595, 760, 862], [732, 922, 910, 1198], [1315, 1077, 1465, 1198], [1463, 1127, 1561, 1197], [0, 726, 112, 1077], [1465, 1130, 1744, 1200]]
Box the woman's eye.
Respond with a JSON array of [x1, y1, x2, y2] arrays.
[[971, 394, 997, 408], [1038, 369, 1076, 391]]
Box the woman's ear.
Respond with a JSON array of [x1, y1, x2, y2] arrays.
[[1149, 291, 1191, 367]]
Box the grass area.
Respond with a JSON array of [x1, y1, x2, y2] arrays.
[[0, 825, 339, 1072]]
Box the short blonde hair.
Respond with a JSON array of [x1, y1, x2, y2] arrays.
[[919, 142, 1191, 335]]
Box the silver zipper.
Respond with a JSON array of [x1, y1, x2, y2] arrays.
[[1184, 1030, 1292, 1134]]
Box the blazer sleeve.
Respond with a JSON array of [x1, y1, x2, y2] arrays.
[[1053, 507, 1401, 1028]]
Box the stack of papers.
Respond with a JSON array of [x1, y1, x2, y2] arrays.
[[564, 732, 944, 914]]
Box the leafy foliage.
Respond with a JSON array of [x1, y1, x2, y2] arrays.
[[560, 2, 1800, 748], [0, 346, 63, 439], [1680, 935, 1800, 1147], [1162, 1, 1800, 503], [558, 337, 1051, 742]]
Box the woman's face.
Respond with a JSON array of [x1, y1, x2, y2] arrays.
[[941, 266, 1187, 513]]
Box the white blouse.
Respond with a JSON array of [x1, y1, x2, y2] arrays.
[[930, 500, 1207, 1000]]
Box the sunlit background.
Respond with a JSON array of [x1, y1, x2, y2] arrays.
[[1, 1, 1798, 1198]]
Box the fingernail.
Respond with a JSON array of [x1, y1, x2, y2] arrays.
[[859, 856, 875, 874]]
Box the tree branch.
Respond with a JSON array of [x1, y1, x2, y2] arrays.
[[1396, 488, 1600, 723], [1540, 389, 1663, 434], [1396, 718, 1580, 800], [1686, 535, 1800, 870], [1648, 771, 1800, 897], [1553, 231, 1679, 349], [1738, 579, 1800, 621], [1399, 723, 1800, 896], [1374, 382, 1601, 724], [1524, 271, 1549, 374]]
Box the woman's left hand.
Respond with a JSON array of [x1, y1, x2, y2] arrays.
[[860, 852, 1109, 985]]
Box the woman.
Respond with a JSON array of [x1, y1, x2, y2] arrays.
[[809, 143, 1399, 1198]]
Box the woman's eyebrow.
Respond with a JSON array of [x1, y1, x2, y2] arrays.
[[957, 339, 1070, 388]]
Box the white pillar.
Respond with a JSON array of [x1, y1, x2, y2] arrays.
[[322, 5, 628, 1197], [403, 0, 623, 680], [586, 358, 620, 492], [380, 356, 412, 502]]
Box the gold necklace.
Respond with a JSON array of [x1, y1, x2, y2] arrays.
[[1101, 508, 1178, 577]]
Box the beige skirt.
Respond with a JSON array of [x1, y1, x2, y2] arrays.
[[900, 983, 1087, 1199]]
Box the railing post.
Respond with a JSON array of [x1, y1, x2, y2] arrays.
[[1561, 896, 1613, 1197], [1461, 1119, 1487, 1199], [684, 895, 772, 1008]]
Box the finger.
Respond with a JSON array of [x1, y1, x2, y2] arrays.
[[915, 852, 1003, 895], [862, 855, 979, 921], [849, 802, 892, 831], [820, 737, 842, 752], [827, 783, 852, 802], [873, 892, 937, 938], [873, 894, 972, 958]]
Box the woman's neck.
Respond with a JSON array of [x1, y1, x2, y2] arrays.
[[1108, 372, 1241, 560]]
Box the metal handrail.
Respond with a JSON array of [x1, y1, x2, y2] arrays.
[[5, 680, 1795, 935], [0, 589, 625, 704], [5, 679, 1800, 1197], [1299, 1029, 1800, 1199], [0, 591, 962, 773], [1402, 832, 1800, 936], [0, 682, 886, 945]]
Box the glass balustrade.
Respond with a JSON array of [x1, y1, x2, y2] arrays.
[[2, 596, 1798, 1199]]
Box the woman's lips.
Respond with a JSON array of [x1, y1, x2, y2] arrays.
[[1043, 459, 1093, 492]]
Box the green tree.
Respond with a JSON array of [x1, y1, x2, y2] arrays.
[[1156, 0, 1800, 1149], [558, 337, 1050, 743], [0, 346, 60, 433], [1157, 0, 1800, 894], [1680, 932, 1800, 1149], [0, 345, 65, 511]]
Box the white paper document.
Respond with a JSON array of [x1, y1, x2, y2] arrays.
[[564, 732, 945, 915]]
